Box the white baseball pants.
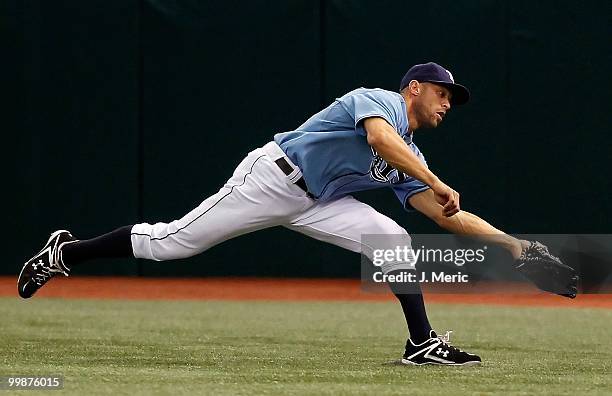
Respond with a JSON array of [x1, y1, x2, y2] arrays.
[[131, 141, 411, 270]]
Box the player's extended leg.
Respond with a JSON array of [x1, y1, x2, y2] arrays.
[[284, 195, 481, 365], [18, 144, 312, 298]]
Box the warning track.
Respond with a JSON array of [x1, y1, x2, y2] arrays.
[[2, 276, 610, 308]]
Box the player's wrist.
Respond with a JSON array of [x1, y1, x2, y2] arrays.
[[428, 177, 443, 190], [500, 236, 525, 260]]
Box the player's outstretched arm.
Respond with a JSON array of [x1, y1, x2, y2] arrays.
[[408, 189, 528, 259], [409, 189, 579, 298]]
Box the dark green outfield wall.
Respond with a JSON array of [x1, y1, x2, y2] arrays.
[[5, 1, 610, 276]]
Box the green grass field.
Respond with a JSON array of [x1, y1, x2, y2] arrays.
[[1, 297, 611, 395]]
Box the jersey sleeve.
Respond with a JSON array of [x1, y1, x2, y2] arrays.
[[337, 90, 402, 136], [391, 142, 431, 211], [392, 181, 430, 212]]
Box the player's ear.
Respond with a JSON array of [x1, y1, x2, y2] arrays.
[[408, 80, 421, 96]]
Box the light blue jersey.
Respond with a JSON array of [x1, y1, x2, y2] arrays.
[[274, 88, 430, 210]]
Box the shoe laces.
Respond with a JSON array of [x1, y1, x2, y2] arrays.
[[32, 265, 67, 285], [31, 249, 69, 286], [436, 330, 467, 353], [438, 330, 453, 344]]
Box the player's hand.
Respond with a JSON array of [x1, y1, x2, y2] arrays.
[[431, 180, 460, 217]]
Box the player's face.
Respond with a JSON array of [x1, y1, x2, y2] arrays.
[[414, 83, 452, 129]]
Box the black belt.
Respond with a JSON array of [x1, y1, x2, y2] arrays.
[[274, 158, 313, 198]]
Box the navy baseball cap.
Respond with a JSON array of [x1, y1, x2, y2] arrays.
[[399, 62, 470, 105]]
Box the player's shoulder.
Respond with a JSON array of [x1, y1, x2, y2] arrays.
[[338, 87, 403, 102]]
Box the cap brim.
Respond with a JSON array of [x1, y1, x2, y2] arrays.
[[425, 80, 470, 105]]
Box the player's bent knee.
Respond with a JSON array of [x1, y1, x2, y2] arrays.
[[369, 215, 408, 236], [131, 222, 205, 261]]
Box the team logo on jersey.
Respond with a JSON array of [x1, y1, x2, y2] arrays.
[[369, 147, 409, 184]]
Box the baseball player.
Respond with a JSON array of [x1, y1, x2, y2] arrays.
[[18, 62, 577, 366]]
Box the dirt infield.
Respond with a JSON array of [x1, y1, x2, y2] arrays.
[[2, 276, 611, 308]]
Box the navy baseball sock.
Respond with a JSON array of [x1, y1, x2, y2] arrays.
[[388, 270, 432, 344], [61, 225, 134, 267], [394, 292, 433, 344]]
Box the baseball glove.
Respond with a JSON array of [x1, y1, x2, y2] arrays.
[[514, 241, 578, 298]]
